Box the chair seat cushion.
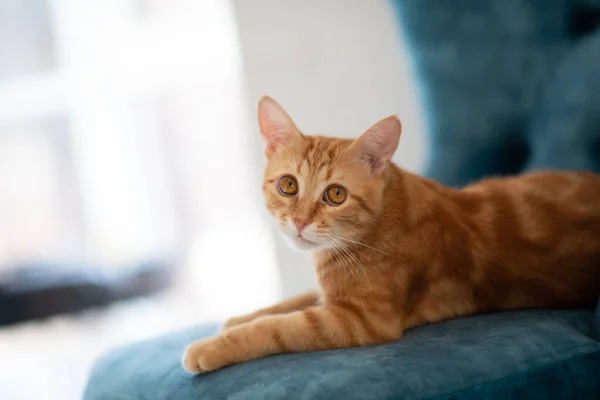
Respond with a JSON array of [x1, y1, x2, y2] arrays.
[[84, 309, 600, 400]]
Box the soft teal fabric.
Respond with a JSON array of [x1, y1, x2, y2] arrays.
[[84, 310, 600, 399], [390, 0, 600, 187]]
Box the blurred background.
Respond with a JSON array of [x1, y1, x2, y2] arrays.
[[0, 0, 424, 398]]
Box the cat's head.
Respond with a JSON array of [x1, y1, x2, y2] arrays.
[[258, 96, 401, 251]]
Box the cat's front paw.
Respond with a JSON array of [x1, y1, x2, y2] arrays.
[[182, 337, 231, 374]]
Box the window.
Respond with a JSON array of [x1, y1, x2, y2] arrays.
[[0, 0, 280, 322]]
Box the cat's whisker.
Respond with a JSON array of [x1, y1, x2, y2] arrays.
[[342, 244, 373, 300], [330, 238, 361, 284], [326, 238, 348, 275], [327, 236, 371, 297], [325, 238, 355, 293], [329, 234, 403, 259]]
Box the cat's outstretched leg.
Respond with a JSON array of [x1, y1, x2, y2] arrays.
[[183, 304, 401, 374], [221, 290, 320, 331]]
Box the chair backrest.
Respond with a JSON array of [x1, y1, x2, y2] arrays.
[[390, 0, 600, 187]]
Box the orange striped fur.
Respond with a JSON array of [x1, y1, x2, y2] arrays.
[[182, 96, 600, 374]]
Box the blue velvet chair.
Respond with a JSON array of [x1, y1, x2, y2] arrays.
[[84, 1, 600, 398]]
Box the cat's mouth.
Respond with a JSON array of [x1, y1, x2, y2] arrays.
[[287, 234, 320, 250], [294, 235, 316, 245]]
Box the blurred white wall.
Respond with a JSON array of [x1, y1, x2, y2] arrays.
[[233, 0, 426, 297]]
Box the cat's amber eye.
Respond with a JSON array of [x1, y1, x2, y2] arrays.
[[324, 184, 347, 205], [278, 175, 298, 196]]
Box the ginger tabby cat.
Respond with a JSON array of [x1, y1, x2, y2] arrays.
[[182, 96, 600, 374]]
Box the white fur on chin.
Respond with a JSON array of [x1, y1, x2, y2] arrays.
[[283, 234, 321, 251]]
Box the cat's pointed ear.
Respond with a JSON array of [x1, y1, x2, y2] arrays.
[[257, 96, 301, 159], [351, 115, 401, 176]]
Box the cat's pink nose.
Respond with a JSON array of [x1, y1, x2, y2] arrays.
[[293, 218, 308, 233]]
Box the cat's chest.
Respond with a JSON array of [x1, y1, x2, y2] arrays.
[[314, 251, 402, 296]]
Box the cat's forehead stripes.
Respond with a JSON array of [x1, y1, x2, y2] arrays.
[[295, 136, 352, 181]]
